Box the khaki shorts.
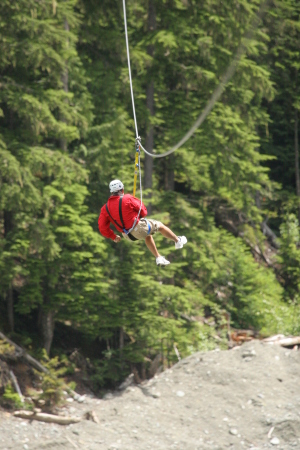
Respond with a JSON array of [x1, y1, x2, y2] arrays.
[[122, 218, 161, 241]]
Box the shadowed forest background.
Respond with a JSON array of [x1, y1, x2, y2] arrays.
[[0, 0, 300, 392]]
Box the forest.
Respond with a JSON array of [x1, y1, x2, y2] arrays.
[[0, 0, 299, 392]]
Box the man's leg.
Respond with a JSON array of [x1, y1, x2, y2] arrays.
[[158, 224, 179, 243], [145, 235, 160, 258]]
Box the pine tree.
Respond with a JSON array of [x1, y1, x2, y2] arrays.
[[74, 0, 295, 383], [1, 0, 299, 384], [0, 0, 97, 353], [260, 0, 300, 218]]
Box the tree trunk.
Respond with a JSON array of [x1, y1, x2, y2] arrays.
[[60, 18, 69, 152], [3, 210, 13, 239], [119, 326, 124, 350], [7, 286, 14, 332], [0, 332, 49, 373], [4, 211, 14, 332], [119, 326, 124, 373], [39, 309, 55, 356], [164, 155, 175, 191], [295, 108, 300, 223], [144, 0, 156, 214]]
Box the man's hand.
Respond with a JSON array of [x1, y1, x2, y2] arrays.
[[114, 236, 121, 243]]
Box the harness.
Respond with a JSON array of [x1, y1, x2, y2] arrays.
[[105, 196, 138, 242]]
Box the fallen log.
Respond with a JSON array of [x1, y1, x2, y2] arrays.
[[13, 410, 81, 425], [0, 332, 48, 374], [230, 330, 256, 343], [9, 370, 24, 403], [0, 332, 81, 403], [263, 334, 285, 342], [261, 221, 280, 249], [263, 336, 300, 347]]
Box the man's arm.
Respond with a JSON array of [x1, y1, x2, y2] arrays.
[[98, 208, 117, 240]]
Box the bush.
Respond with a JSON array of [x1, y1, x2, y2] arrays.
[[2, 383, 23, 409]]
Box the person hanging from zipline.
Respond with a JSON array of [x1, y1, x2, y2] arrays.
[[98, 179, 187, 266]]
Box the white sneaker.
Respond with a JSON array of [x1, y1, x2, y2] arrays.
[[156, 256, 170, 266], [175, 236, 187, 249]]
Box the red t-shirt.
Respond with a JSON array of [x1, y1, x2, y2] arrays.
[[98, 194, 147, 240]]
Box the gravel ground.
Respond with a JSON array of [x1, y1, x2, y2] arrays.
[[0, 340, 300, 450]]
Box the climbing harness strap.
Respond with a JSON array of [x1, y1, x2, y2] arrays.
[[105, 204, 122, 230], [145, 219, 151, 235], [106, 199, 138, 242], [118, 196, 139, 239]]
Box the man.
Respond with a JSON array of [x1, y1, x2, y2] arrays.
[[98, 179, 187, 266]]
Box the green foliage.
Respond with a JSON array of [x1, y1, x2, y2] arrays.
[[260, 0, 300, 193], [0, 0, 300, 393], [32, 350, 69, 407], [0, 340, 15, 358], [207, 226, 284, 332], [277, 214, 300, 332], [68, 381, 77, 391], [2, 384, 23, 409], [91, 349, 124, 390]]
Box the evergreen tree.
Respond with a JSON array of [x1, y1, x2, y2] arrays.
[[0, 0, 97, 353], [260, 0, 300, 219], [0, 0, 299, 385]]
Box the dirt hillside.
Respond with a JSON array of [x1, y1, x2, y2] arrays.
[[0, 340, 300, 450]]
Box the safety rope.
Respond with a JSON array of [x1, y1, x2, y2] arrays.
[[122, 0, 139, 140], [122, 0, 143, 223], [122, 0, 267, 159], [126, 144, 143, 234]]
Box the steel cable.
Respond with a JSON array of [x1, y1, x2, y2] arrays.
[[122, 0, 268, 158]]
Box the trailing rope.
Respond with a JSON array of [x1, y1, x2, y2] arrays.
[[122, 0, 268, 159]]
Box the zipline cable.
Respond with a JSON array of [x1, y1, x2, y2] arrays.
[[122, 0, 268, 159]]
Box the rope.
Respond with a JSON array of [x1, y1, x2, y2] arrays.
[[126, 146, 143, 235], [122, 0, 268, 159], [122, 0, 143, 223], [122, 0, 139, 139]]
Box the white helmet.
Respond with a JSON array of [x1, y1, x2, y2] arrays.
[[109, 179, 124, 193]]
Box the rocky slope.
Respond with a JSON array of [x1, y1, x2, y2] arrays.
[[0, 340, 300, 450]]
